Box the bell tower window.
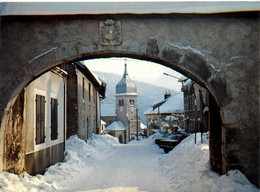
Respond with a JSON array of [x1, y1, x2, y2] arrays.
[[130, 99, 135, 106], [119, 99, 124, 106]]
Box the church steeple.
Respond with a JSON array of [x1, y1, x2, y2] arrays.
[[116, 59, 137, 94], [115, 58, 139, 143], [123, 59, 128, 77]]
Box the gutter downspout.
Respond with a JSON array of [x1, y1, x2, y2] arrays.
[[63, 77, 66, 156]]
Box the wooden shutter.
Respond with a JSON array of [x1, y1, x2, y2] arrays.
[[51, 98, 58, 140], [36, 95, 45, 144]]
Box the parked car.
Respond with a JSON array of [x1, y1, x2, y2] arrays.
[[155, 133, 189, 153]]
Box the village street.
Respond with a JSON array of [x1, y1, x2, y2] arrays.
[[0, 134, 258, 192], [60, 137, 172, 192]]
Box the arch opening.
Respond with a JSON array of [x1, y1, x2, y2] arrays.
[[0, 51, 223, 179]]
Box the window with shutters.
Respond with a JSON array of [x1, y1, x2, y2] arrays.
[[35, 94, 45, 144], [51, 98, 58, 140]]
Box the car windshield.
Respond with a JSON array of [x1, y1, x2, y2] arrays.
[[169, 135, 181, 140]]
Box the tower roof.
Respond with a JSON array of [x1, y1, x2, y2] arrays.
[[116, 62, 137, 94]]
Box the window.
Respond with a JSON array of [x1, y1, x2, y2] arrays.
[[119, 99, 124, 106], [189, 95, 192, 111], [82, 77, 85, 102], [51, 98, 58, 140], [87, 117, 91, 138], [197, 91, 200, 111], [94, 90, 96, 106], [82, 116, 86, 138], [35, 94, 45, 144], [89, 83, 91, 103], [130, 99, 135, 106]]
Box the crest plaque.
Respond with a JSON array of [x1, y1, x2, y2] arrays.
[[99, 19, 121, 46]]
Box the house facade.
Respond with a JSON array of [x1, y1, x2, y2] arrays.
[[106, 121, 126, 143], [24, 67, 67, 175], [102, 63, 140, 143], [145, 92, 184, 136], [60, 62, 106, 141], [181, 79, 209, 133]]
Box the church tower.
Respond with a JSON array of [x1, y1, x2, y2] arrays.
[[115, 60, 139, 143]]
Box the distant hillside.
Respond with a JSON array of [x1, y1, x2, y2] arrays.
[[94, 71, 183, 125]]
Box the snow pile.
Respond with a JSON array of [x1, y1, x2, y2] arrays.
[[0, 134, 119, 192], [44, 134, 119, 186], [160, 134, 258, 192], [0, 172, 58, 192]]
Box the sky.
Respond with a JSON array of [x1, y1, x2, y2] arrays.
[[84, 57, 185, 92]]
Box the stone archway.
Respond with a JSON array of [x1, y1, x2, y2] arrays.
[[0, 13, 259, 186]]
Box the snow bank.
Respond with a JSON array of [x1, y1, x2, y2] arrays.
[[0, 134, 119, 192], [44, 134, 119, 186], [159, 134, 258, 192]]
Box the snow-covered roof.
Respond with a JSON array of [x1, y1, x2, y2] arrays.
[[140, 123, 147, 130], [101, 120, 106, 125], [145, 92, 184, 115], [1, 2, 258, 16], [91, 71, 102, 86], [106, 121, 126, 131], [182, 79, 192, 87]]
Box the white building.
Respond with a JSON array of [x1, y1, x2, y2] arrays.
[[24, 67, 67, 175]]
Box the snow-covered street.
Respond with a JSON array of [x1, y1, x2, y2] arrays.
[[0, 134, 258, 192], [61, 137, 171, 192]]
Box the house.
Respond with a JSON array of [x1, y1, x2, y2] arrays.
[[24, 67, 67, 175], [105, 121, 126, 143], [100, 120, 107, 134], [145, 92, 184, 136], [181, 79, 209, 133], [60, 61, 106, 141], [140, 122, 147, 136], [101, 62, 140, 143]]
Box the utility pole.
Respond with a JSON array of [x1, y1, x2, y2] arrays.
[[128, 120, 130, 143], [136, 108, 139, 140]]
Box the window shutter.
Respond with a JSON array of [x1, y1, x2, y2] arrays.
[[40, 96, 45, 143], [51, 98, 58, 140], [36, 95, 45, 144], [36, 95, 41, 144]]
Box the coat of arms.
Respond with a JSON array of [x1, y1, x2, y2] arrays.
[[100, 19, 121, 46]]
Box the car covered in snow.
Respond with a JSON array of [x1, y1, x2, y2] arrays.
[[155, 133, 189, 153]]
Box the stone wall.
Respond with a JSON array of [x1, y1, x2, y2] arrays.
[[0, 12, 259, 186], [4, 90, 25, 175]]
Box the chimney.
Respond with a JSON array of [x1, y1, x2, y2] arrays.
[[164, 91, 171, 99]]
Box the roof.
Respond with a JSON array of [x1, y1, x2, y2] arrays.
[[106, 121, 126, 131], [51, 67, 68, 77], [74, 61, 106, 98], [101, 120, 106, 125], [116, 64, 137, 94], [145, 92, 184, 115], [1, 2, 259, 16], [140, 123, 147, 130]]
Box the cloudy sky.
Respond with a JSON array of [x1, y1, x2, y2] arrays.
[[84, 57, 185, 92]]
